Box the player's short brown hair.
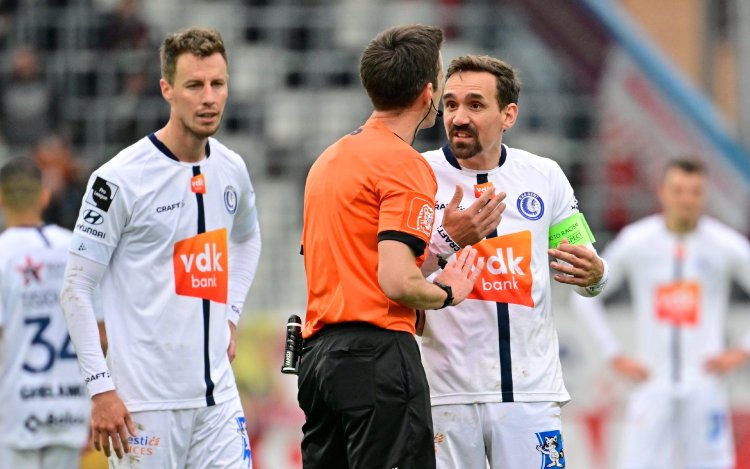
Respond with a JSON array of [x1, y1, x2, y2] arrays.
[[447, 55, 521, 110], [160, 27, 227, 85], [0, 157, 43, 211]]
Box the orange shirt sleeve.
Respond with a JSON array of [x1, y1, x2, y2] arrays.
[[376, 151, 437, 247]]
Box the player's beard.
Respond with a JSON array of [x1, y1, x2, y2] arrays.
[[448, 124, 482, 160], [181, 113, 222, 140]]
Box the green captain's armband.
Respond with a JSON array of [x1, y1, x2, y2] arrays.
[[548, 212, 595, 248]]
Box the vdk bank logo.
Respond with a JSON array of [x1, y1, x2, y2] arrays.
[[173, 228, 228, 303], [466, 230, 534, 307]]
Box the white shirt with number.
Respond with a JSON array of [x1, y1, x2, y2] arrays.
[[70, 134, 259, 412], [421, 144, 588, 405], [572, 214, 750, 384], [0, 225, 90, 449]]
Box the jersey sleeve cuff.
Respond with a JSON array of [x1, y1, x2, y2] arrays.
[[378, 230, 427, 257], [86, 372, 116, 397], [581, 257, 609, 297], [228, 305, 242, 326], [432, 225, 462, 257]]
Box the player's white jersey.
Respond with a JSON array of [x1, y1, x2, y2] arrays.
[[70, 134, 259, 412], [421, 145, 582, 405], [0, 225, 90, 449], [574, 214, 750, 385]]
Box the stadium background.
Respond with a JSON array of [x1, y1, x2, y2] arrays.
[[0, 0, 749, 467]]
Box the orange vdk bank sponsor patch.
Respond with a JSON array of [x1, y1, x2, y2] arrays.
[[474, 182, 494, 198], [173, 228, 228, 303], [403, 192, 435, 237], [655, 281, 700, 326], [466, 231, 533, 307], [191, 174, 206, 194]]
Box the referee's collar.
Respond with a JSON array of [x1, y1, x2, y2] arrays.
[[441, 144, 506, 170], [149, 133, 211, 163]]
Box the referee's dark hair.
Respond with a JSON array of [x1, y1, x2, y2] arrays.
[[360, 24, 444, 111]]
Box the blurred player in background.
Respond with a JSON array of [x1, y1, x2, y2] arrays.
[[0, 157, 100, 469], [572, 158, 750, 469], [298, 24, 483, 469], [60, 27, 261, 468], [419, 54, 608, 469]]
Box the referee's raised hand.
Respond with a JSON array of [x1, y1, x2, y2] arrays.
[[433, 245, 484, 306]]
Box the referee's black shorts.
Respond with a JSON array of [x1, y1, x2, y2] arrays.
[[297, 322, 435, 469]]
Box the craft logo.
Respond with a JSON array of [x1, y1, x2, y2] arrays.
[[404, 192, 434, 237], [173, 228, 228, 303], [467, 231, 534, 307], [191, 174, 206, 194], [85, 176, 118, 212]]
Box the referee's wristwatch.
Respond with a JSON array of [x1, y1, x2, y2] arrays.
[[433, 281, 454, 309]]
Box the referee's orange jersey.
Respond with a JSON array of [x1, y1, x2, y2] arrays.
[[301, 118, 437, 338]]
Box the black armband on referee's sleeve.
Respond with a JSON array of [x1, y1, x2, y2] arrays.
[[378, 230, 427, 257]]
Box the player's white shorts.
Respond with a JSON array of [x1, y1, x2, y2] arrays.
[[432, 401, 566, 469], [0, 444, 81, 469], [619, 380, 734, 469], [110, 396, 252, 469]]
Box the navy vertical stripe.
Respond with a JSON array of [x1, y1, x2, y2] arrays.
[[36, 226, 50, 247], [476, 173, 514, 401], [192, 165, 215, 406], [671, 240, 685, 384]]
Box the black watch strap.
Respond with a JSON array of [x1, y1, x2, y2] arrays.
[[433, 281, 453, 309]]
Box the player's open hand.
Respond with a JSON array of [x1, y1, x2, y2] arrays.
[[90, 390, 136, 458], [704, 348, 750, 375], [548, 238, 604, 287], [433, 245, 484, 306], [611, 355, 650, 382], [442, 185, 506, 247]]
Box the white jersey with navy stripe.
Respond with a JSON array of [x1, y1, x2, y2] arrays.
[[573, 214, 750, 384], [421, 144, 585, 405], [69, 134, 259, 412], [0, 225, 90, 449]]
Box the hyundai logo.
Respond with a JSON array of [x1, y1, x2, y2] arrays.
[[83, 209, 104, 225]]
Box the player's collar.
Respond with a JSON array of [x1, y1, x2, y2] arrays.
[[441, 144, 506, 170], [148, 133, 211, 163]]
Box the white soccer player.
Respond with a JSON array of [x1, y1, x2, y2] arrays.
[[420, 54, 608, 469], [0, 157, 100, 469], [60, 28, 261, 468], [572, 158, 750, 469]]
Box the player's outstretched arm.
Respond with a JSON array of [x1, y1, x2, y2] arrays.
[[379, 241, 483, 310]]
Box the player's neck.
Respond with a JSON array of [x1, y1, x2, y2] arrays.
[[155, 125, 208, 163], [456, 143, 502, 171], [369, 108, 427, 145], [3, 210, 43, 228], [665, 216, 698, 234]]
